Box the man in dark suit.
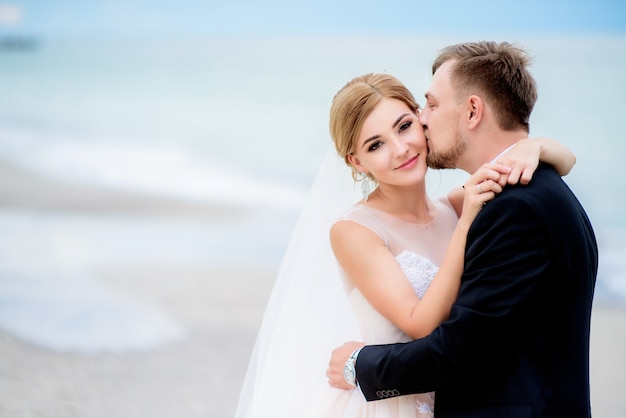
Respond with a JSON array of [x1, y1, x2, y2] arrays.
[[327, 41, 598, 417]]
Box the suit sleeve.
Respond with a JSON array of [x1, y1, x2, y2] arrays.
[[355, 190, 551, 400]]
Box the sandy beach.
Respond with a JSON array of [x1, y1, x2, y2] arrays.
[[0, 264, 276, 418], [0, 161, 625, 418]]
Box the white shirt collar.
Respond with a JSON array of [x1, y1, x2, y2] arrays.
[[490, 143, 517, 163]]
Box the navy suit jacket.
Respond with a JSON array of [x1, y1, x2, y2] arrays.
[[355, 164, 598, 418]]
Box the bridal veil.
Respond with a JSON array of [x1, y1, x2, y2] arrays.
[[235, 147, 362, 417]]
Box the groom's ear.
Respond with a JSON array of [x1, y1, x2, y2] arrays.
[[466, 95, 483, 129]]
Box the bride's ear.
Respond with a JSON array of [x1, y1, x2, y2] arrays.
[[347, 153, 364, 172]]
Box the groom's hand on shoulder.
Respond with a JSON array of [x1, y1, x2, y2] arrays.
[[327, 341, 365, 389]]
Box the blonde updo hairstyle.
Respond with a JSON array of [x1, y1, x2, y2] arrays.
[[329, 73, 420, 181]]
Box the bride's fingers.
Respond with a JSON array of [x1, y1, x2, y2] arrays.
[[480, 179, 503, 194], [464, 179, 501, 208], [518, 168, 534, 185], [471, 164, 509, 187], [473, 188, 497, 207], [466, 179, 503, 196], [501, 157, 538, 185]]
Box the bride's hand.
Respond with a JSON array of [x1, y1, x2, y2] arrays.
[[458, 163, 509, 229], [497, 137, 576, 183], [495, 138, 541, 185]]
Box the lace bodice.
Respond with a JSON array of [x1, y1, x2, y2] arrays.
[[396, 250, 440, 300]]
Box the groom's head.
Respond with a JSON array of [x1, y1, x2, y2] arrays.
[[420, 41, 538, 173]]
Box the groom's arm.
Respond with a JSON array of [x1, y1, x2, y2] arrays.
[[351, 189, 552, 400]]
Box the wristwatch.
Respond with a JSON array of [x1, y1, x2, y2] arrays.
[[343, 348, 362, 387]]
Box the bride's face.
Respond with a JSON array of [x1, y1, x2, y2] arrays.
[[349, 98, 428, 188]]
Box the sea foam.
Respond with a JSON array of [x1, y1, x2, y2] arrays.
[[0, 129, 307, 211]]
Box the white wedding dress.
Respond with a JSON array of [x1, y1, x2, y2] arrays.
[[302, 199, 458, 418], [235, 150, 459, 418]]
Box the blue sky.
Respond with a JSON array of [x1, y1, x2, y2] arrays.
[[0, 0, 625, 40]]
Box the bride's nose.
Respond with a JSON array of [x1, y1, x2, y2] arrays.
[[391, 136, 410, 157]]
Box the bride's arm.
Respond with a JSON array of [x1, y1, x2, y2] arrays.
[[331, 164, 508, 340], [497, 137, 576, 185]]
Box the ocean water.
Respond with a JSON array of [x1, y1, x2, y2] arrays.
[[0, 35, 625, 351]]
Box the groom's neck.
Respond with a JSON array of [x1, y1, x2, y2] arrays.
[[460, 129, 529, 174]]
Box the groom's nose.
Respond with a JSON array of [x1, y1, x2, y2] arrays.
[[418, 109, 428, 127]]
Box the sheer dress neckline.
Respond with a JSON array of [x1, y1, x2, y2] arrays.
[[352, 197, 449, 227]]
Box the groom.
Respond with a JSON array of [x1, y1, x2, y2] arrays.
[[327, 41, 598, 417]]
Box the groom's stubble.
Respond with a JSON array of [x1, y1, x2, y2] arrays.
[[425, 129, 467, 170]]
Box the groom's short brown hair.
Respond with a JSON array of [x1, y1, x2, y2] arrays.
[[433, 41, 538, 132]]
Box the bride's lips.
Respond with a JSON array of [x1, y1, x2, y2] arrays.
[[396, 155, 418, 170]]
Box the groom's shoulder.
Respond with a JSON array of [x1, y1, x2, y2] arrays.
[[493, 163, 583, 223]]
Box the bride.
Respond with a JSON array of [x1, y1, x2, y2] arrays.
[[235, 73, 575, 417]]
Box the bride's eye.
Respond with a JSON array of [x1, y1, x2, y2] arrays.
[[368, 140, 383, 152], [399, 121, 412, 132]]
